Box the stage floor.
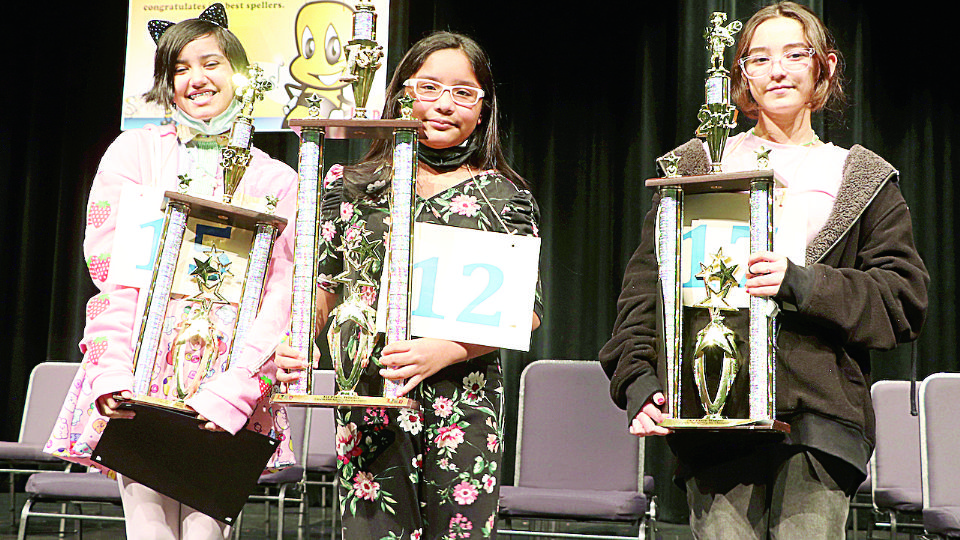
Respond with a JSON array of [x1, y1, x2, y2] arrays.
[[0, 483, 694, 540]]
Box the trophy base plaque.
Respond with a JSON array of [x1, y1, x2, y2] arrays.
[[127, 396, 196, 415], [660, 417, 790, 432], [272, 393, 418, 409]]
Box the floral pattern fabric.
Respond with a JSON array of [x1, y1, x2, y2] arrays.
[[318, 165, 542, 540]]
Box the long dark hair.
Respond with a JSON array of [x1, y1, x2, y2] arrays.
[[345, 31, 524, 197], [144, 20, 249, 109]]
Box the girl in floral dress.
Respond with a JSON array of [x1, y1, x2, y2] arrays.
[[277, 32, 542, 540]]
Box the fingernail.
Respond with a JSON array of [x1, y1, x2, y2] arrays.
[[655, 395, 665, 405]]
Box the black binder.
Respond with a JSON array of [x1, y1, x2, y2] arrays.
[[91, 400, 278, 523]]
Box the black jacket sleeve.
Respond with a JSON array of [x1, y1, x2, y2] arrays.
[[598, 192, 664, 425]]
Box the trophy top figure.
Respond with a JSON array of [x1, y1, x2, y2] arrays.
[[233, 64, 274, 118], [705, 12, 743, 73]]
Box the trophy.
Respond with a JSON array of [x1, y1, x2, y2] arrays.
[[645, 12, 786, 431], [340, 2, 383, 119], [274, 60, 424, 408], [130, 65, 287, 411]]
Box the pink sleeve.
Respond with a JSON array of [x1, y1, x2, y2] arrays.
[[186, 152, 298, 434], [80, 130, 170, 401]]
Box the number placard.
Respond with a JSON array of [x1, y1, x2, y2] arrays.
[[377, 223, 541, 351], [679, 192, 805, 308]]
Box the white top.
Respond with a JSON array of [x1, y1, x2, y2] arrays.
[[718, 131, 849, 246]]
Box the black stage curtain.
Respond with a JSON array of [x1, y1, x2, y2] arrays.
[[2, 1, 954, 523]]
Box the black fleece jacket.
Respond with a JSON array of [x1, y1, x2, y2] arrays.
[[599, 139, 929, 482]]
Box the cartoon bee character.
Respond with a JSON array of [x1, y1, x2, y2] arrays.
[[283, 1, 355, 126]]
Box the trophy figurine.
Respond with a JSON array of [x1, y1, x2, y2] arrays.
[[696, 12, 742, 173], [327, 229, 382, 394], [340, 2, 383, 119], [170, 244, 233, 399]]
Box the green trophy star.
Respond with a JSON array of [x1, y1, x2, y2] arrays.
[[755, 145, 772, 170], [189, 244, 233, 305]]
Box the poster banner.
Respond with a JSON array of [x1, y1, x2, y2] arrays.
[[121, 0, 389, 131]]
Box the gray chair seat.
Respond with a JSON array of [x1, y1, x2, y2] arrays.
[[924, 507, 960, 537], [0, 443, 61, 462], [500, 487, 648, 521], [25, 472, 121, 502]]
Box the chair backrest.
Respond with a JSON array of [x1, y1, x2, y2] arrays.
[[870, 380, 922, 511], [919, 373, 960, 512], [514, 360, 642, 492], [283, 370, 336, 464], [305, 370, 337, 469], [18, 362, 79, 444]]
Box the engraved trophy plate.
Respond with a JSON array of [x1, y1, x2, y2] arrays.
[[130, 65, 286, 413], [644, 12, 787, 432], [272, 5, 425, 409]]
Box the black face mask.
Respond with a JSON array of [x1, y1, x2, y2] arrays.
[[418, 135, 481, 172]]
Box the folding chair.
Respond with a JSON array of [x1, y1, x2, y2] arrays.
[[0, 362, 81, 524], [239, 407, 308, 540], [498, 360, 656, 539], [870, 380, 925, 537], [17, 470, 124, 540], [303, 371, 339, 540], [919, 372, 960, 538], [238, 370, 338, 540]]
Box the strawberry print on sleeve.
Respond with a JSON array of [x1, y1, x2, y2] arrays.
[[87, 200, 112, 228], [87, 337, 109, 366], [87, 253, 111, 284], [86, 294, 111, 320]]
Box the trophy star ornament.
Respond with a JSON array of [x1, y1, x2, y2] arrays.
[[692, 248, 743, 418], [756, 145, 772, 170]]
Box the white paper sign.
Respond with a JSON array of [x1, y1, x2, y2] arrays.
[[681, 192, 806, 308], [377, 223, 541, 351], [109, 184, 253, 303]]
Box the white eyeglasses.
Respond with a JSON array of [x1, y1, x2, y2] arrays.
[[738, 48, 816, 79], [403, 78, 485, 106]]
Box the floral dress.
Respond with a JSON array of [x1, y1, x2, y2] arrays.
[[317, 164, 543, 540]]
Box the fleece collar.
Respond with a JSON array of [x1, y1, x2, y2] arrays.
[[806, 145, 897, 263]]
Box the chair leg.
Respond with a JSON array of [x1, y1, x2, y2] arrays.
[[232, 510, 243, 540], [276, 484, 288, 540], [9, 472, 16, 525], [17, 496, 33, 540], [59, 501, 69, 538], [263, 488, 272, 538], [297, 486, 309, 540]]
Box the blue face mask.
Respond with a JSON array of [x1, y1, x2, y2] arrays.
[[172, 98, 242, 136]]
